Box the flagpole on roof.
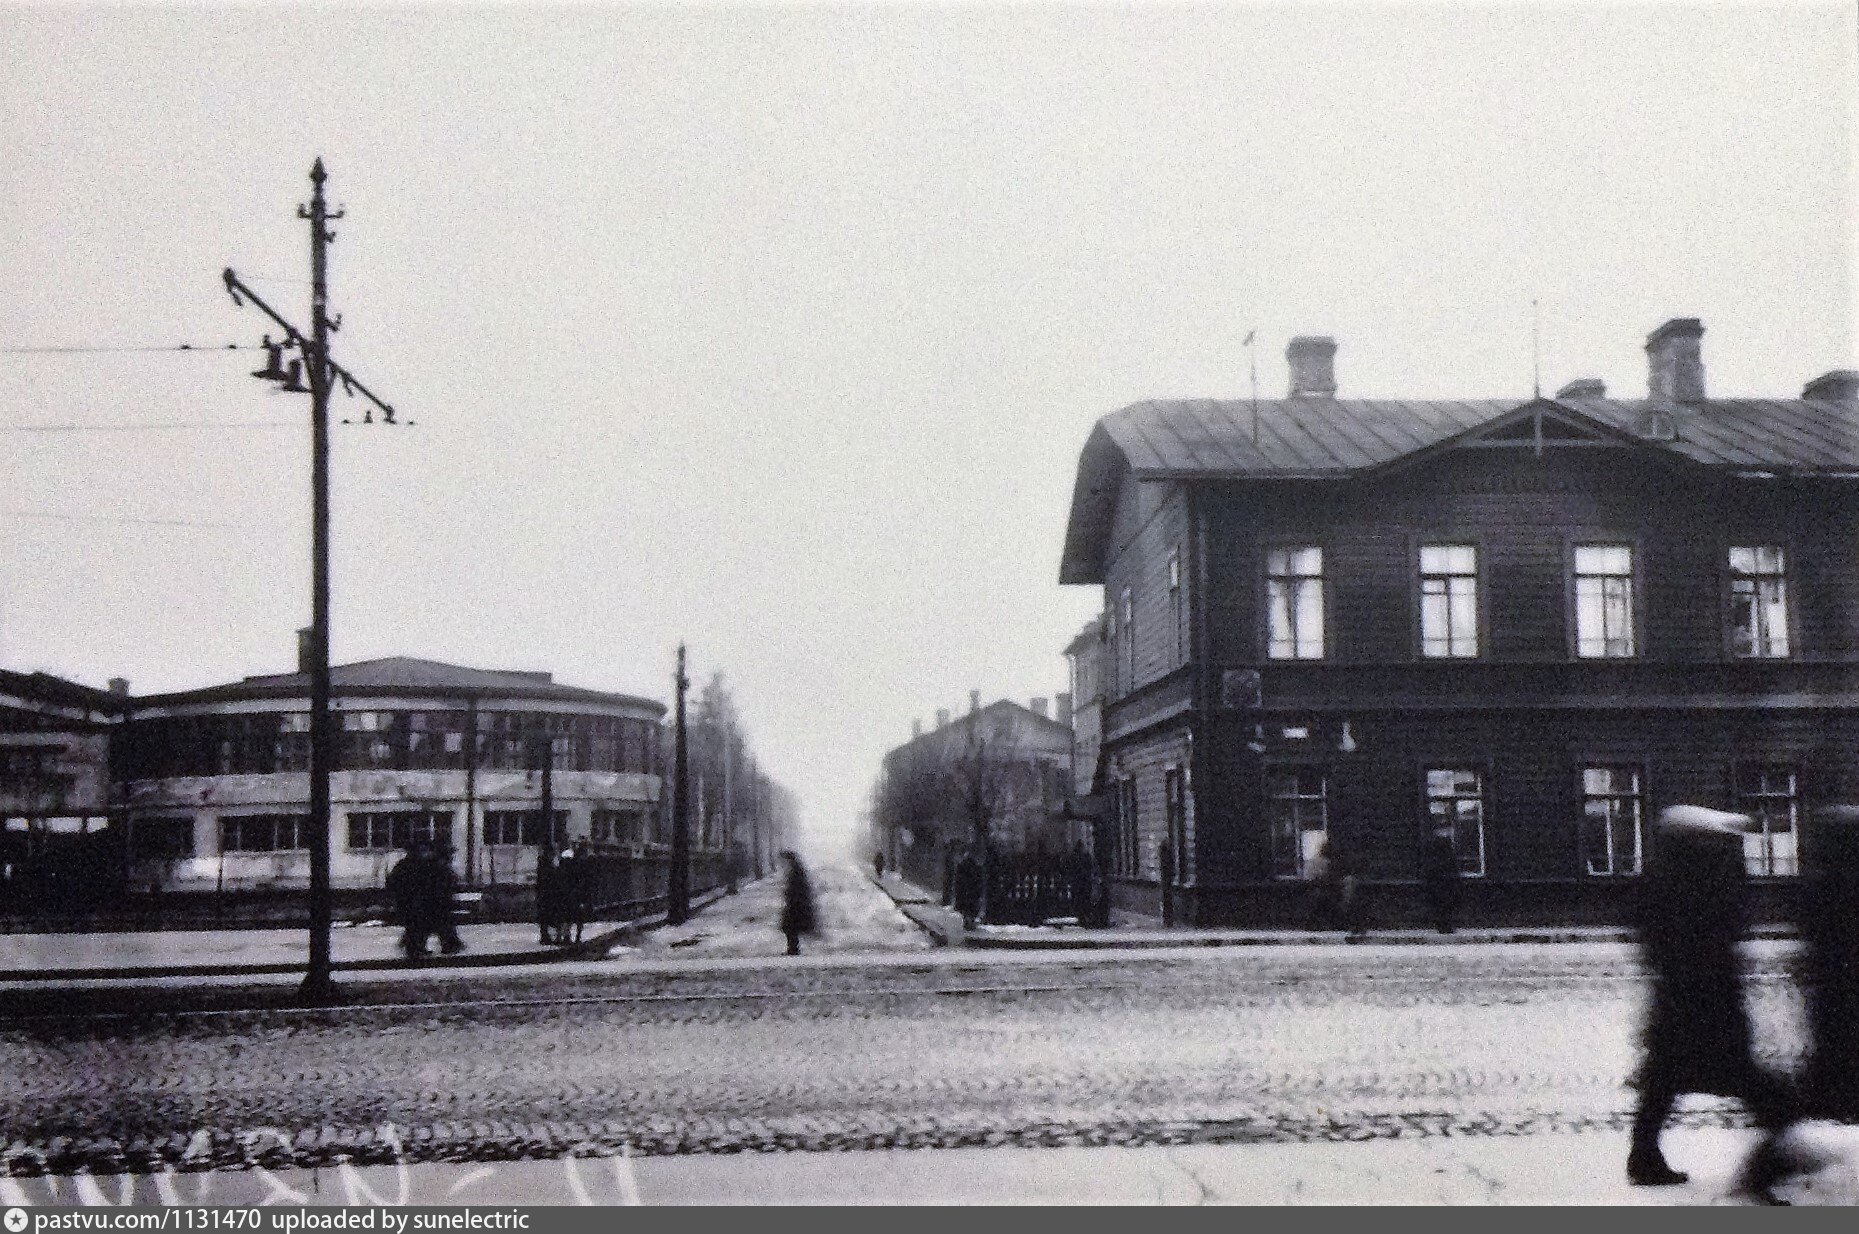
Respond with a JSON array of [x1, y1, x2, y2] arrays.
[[1245, 329, 1259, 445]]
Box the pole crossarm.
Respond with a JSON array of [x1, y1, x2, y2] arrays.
[[222, 268, 401, 424]]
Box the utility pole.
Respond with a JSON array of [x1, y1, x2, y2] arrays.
[[224, 159, 402, 1005], [668, 644, 691, 924], [533, 725, 556, 944]]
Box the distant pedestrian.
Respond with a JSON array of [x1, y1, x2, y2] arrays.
[[1421, 827, 1461, 934], [779, 850, 818, 956], [561, 842, 592, 944], [433, 843, 464, 956], [1800, 805, 1859, 1121], [953, 846, 984, 931], [873, 851, 885, 880], [385, 839, 449, 959], [1629, 806, 1798, 1200]]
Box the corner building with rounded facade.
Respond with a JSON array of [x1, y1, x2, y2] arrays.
[[119, 657, 666, 900]]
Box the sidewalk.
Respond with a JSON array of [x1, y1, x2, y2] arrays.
[[11, 1125, 1857, 1205], [0, 887, 731, 982], [867, 875, 1789, 950]]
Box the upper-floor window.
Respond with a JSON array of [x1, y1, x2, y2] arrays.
[[1169, 550, 1185, 666], [1419, 544, 1478, 658], [1728, 546, 1790, 659], [1580, 765, 1642, 876], [1266, 546, 1325, 660], [1425, 768, 1487, 877], [1119, 587, 1135, 690], [1736, 763, 1799, 877], [1573, 544, 1635, 658]]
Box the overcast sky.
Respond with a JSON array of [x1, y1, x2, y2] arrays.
[[1, 1, 1852, 848]]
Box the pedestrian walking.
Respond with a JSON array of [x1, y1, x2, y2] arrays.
[[385, 839, 448, 959], [953, 845, 984, 931], [873, 850, 885, 880], [1421, 826, 1461, 934], [779, 849, 818, 956], [433, 842, 464, 956], [1799, 804, 1859, 1121], [560, 842, 591, 945], [1629, 805, 1799, 1200]]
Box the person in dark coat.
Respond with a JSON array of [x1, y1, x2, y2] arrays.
[[432, 842, 464, 956], [385, 840, 447, 959], [953, 846, 985, 931], [778, 850, 818, 956], [1630, 806, 1799, 1198], [1421, 827, 1462, 935], [1800, 805, 1859, 1121], [1158, 838, 1176, 927], [873, 851, 885, 880]]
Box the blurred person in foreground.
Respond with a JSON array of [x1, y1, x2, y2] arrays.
[[1800, 805, 1859, 1122], [1630, 805, 1798, 1201], [386, 839, 455, 960], [779, 850, 818, 956]]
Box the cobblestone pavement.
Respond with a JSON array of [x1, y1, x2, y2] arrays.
[[0, 940, 1815, 1177]]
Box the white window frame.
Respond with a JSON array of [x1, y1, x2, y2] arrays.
[[1267, 766, 1329, 879], [1736, 763, 1800, 877], [1266, 546, 1326, 660], [1580, 765, 1643, 876], [1419, 543, 1479, 658], [1728, 545, 1790, 659], [1424, 767, 1487, 877], [1573, 543, 1637, 658]]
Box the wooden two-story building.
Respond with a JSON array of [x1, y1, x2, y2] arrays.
[[1060, 320, 1859, 927]]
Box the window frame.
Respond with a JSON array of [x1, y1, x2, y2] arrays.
[[1577, 762, 1645, 877], [1413, 538, 1484, 660], [218, 813, 310, 854], [1566, 537, 1644, 660], [1723, 541, 1795, 661], [1734, 760, 1802, 878], [1168, 548, 1186, 668], [1421, 764, 1489, 878], [1265, 762, 1330, 880], [1261, 540, 1328, 662]]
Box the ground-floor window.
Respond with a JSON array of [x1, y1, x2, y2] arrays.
[[1424, 768, 1486, 877], [219, 813, 310, 853], [590, 807, 647, 846], [130, 815, 196, 859], [482, 809, 568, 847], [1164, 766, 1188, 883], [1115, 777, 1138, 877], [1736, 763, 1800, 876], [346, 810, 448, 852], [1580, 766, 1643, 876], [1267, 767, 1327, 878]]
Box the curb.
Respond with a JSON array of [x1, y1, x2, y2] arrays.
[[866, 874, 958, 947], [0, 886, 732, 984]]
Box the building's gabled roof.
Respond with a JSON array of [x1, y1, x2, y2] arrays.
[[134, 656, 665, 714], [1061, 394, 1859, 584], [0, 668, 125, 720], [884, 699, 1072, 766]]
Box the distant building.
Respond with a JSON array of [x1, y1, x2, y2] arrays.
[[0, 670, 127, 909], [875, 697, 1074, 890], [1060, 319, 1859, 926], [119, 655, 669, 898]]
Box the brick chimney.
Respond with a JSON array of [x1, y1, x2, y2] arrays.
[[107, 677, 130, 697], [1030, 697, 1049, 719], [1556, 378, 1606, 400], [969, 689, 981, 713], [1287, 336, 1337, 398], [297, 626, 315, 673], [1056, 692, 1073, 727], [935, 708, 950, 729], [912, 718, 922, 739], [1646, 318, 1705, 403], [1804, 370, 1859, 409]]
